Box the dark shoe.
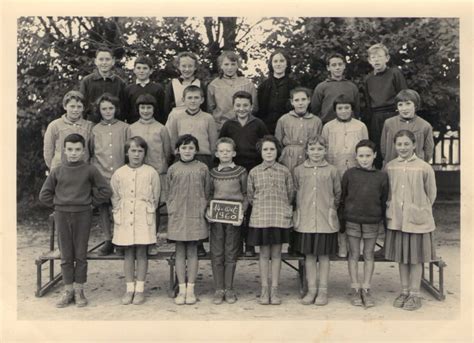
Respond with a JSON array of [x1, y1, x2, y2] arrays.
[[121, 292, 134, 305], [147, 245, 159, 256], [244, 245, 256, 257], [361, 289, 375, 308], [393, 293, 409, 308], [97, 240, 114, 256], [258, 287, 270, 305], [213, 290, 225, 305], [74, 289, 88, 307], [133, 292, 145, 305], [374, 247, 385, 259], [402, 295, 422, 311], [197, 244, 207, 257], [225, 289, 237, 304], [350, 289, 363, 306], [56, 290, 75, 308], [115, 246, 124, 256]]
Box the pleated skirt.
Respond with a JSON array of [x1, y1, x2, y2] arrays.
[[247, 227, 290, 246], [384, 229, 436, 264], [293, 231, 338, 256]]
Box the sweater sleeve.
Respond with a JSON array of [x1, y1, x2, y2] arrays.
[[393, 68, 408, 92], [353, 84, 361, 119], [155, 83, 166, 123], [423, 124, 435, 163], [339, 171, 348, 213], [163, 81, 175, 118], [240, 169, 249, 212], [310, 84, 323, 116], [90, 166, 113, 206], [165, 113, 179, 155], [206, 81, 217, 113], [362, 77, 372, 121], [274, 117, 284, 143], [381, 171, 389, 216], [39, 170, 57, 208], [43, 122, 57, 169], [208, 117, 218, 155], [250, 82, 259, 114], [332, 167, 342, 208], [160, 126, 173, 167], [380, 122, 388, 159]]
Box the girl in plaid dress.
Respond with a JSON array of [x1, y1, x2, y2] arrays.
[[247, 135, 295, 305]]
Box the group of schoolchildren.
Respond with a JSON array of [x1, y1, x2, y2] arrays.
[[38, 42, 437, 313]]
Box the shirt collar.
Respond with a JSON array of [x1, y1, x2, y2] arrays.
[[92, 69, 116, 81], [229, 113, 256, 126], [136, 79, 150, 87], [303, 159, 329, 168], [396, 154, 418, 162], [289, 110, 313, 119], [222, 74, 238, 80], [336, 117, 352, 123], [217, 162, 236, 171], [262, 162, 278, 170], [178, 76, 196, 83], [62, 114, 85, 126]]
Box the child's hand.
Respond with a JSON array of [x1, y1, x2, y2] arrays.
[[233, 213, 244, 227]]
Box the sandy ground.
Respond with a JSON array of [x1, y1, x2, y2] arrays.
[[17, 202, 460, 321]]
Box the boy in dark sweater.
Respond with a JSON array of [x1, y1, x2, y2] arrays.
[[219, 91, 268, 257], [39, 133, 112, 308], [80, 47, 127, 123], [363, 43, 407, 168], [339, 139, 388, 308], [123, 56, 165, 124]]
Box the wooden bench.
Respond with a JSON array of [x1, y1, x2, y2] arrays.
[[35, 214, 447, 300]]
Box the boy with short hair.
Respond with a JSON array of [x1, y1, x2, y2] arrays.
[[339, 139, 389, 308], [39, 133, 112, 308], [311, 53, 360, 124], [207, 137, 248, 304], [80, 47, 126, 122], [123, 56, 165, 124], [321, 94, 368, 258], [363, 43, 407, 168], [166, 85, 218, 170], [219, 91, 269, 257], [43, 90, 94, 171]]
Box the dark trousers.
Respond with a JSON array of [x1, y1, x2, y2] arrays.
[[210, 222, 241, 290], [370, 110, 397, 169], [55, 210, 92, 284]]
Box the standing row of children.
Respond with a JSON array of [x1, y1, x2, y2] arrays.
[[39, 42, 437, 311]]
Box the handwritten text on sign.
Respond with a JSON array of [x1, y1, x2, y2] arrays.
[[209, 200, 243, 225]]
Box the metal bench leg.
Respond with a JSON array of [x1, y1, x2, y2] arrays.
[[167, 258, 177, 298], [420, 261, 446, 301], [35, 259, 63, 297]]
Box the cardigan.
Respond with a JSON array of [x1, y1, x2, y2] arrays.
[[340, 167, 389, 224], [385, 155, 436, 233]]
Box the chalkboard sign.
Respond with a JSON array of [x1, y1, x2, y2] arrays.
[[209, 200, 243, 225]]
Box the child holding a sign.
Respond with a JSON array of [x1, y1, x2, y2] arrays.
[[247, 135, 295, 305], [167, 134, 211, 305], [207, 137, 248, 304]]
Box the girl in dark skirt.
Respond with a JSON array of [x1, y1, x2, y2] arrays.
[[293, 136, 341, 306], [384, 129, 437, 311], [247, 136, 295, 305]]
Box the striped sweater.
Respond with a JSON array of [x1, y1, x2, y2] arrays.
[[209, 164, 249, 211]]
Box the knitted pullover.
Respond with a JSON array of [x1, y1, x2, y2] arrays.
[[39, 160, 112, 212], [209, 164, 249, 211], [340, 166, 389, 224]]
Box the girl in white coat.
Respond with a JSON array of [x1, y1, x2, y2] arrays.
[[111, 136, 160, 305]]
